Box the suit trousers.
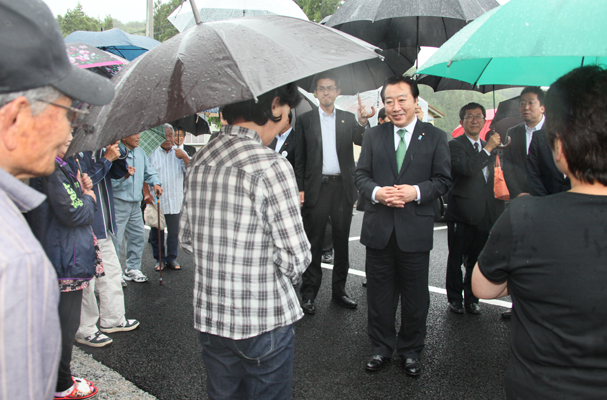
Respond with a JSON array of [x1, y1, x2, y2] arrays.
[[445, 218, 490, 305], [77, 234, 126, 338], [112, 199, 146, 272], [150, 213, 181, 263], [300, 180, 353, 300], [367, 232, 430, 359]]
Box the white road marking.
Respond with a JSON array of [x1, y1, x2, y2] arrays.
[[349, 226, 448, 242], [325, 235, 512, 309]]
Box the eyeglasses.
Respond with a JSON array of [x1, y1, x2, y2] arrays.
[[316, 86, 337, 93], [36, 99, 90, 128], [463, 115, 485, 122]]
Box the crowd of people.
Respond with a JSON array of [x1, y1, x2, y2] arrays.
[[1, 1, 607, 400]]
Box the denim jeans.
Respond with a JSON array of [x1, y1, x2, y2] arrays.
[[198, 324, 295, 400]]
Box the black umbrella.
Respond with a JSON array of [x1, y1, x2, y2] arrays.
[[490, 96, 523, 136], [67, 15, 381, 156], [417, 74, 517, 94], [169, 114, 210, 136], [327, 0, 500, 70]]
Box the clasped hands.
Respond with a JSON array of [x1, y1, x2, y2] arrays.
[[376, 185, 417, 208]]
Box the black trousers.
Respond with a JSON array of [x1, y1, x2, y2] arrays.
[[150, 212, 181, 263], [445, 217, 490, 305], [367, 231, 430, 359], [56, 290, 84, 392], [300, 180, 353, 300]]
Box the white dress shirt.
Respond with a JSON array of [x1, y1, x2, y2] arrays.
[[525, 115, 545, 154], [274, 127, 292, 154], [372, 118, 421, 203], [319, 107, 341, 175], [465, 135, 489, 181]]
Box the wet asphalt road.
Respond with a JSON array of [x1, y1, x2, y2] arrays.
[[78, 211, 512, 399]]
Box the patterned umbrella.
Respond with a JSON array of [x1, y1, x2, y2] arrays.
[[139, 125, 166, 157], [65, 42, 128, 69]]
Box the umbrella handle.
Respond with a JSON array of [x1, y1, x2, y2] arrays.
[[157, 198, 163, 285], [487, 130, 512, 149]]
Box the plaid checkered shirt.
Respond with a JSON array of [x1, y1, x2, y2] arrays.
[[180, 125, 311, 340]]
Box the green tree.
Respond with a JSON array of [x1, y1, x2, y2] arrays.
[[56, 2, 113, 37], [295, 0, 341, 23], [154, 0, 182, 42]]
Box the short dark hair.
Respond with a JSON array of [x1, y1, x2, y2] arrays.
[[459, 102, 486, 121], [380, 76, 419, 103], [314, 72, 339, 89], [521, 86, 545, 105], [544, 66, 607, 185], [287, 110, 293, 125], [221, 83, 301, 126], [378, 107, 386, 121]]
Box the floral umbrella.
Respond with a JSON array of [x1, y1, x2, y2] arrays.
[[65, 42, 128, 69]]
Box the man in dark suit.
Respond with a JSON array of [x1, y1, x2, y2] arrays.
[[445, 103, 506, 316], [174, 128, 197, 157], [294, 72, 373, 315], [268, 111, 296, 168], [527, 129, 571, 196], [356, 76, 451, 376], [503, 87, 546, 199]]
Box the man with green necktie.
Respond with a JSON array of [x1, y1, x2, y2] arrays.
[[355, 76, 452, 377]]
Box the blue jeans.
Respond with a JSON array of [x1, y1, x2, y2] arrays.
[[198, 324, 295, 400]]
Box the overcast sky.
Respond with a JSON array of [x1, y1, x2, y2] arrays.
[[43, 0, 510, 25], [43, 0, 151, 22]]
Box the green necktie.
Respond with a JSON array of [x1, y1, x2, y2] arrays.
[[396, 129, 407, 172]]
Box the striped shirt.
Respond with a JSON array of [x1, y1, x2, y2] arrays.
[[0, 168, 61, 400], [147, 147, 186, 214], [180, 125, 311, 340]]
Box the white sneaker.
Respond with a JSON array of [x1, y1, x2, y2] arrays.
[[75, 331, 113, 348], [100, 319, 140, 334], [123, 269, 148, 283]]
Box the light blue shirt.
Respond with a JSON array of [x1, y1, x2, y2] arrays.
[[319, 107, 341, 175], [147, 147, 186, 214], [112, 143, 161, 202]]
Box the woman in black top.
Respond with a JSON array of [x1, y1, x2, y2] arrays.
[[472, 66, 607, 400]]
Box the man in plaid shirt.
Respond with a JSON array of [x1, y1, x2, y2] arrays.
[[180, 83, 311, 400]]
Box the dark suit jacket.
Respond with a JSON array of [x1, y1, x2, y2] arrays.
[[182, 144, 197, 158], [294, 108, 365, 207], [446, 135, 505, 227], [268, 128, 297, 169], [526, 129, 571, 196], [355, 120, 452, 252], [502, 123, 532, 198]]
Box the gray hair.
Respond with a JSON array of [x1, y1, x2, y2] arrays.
[[164, 123, 175, 134], [0, 86, 63, 115]]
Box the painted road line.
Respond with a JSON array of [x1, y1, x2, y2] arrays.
[[349, 226, 448, 241], [320, 263, 512, 309]]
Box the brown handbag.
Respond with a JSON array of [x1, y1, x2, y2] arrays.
[[494, 154, 510, 200]]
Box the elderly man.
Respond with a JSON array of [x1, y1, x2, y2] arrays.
[[147, 124, 189, 271], [0, 0, 113, 398], [180, 83, 310, 399], [112, 133, 162, 283]]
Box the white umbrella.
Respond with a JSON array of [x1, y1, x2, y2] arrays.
[[168, 0, 308, 32]]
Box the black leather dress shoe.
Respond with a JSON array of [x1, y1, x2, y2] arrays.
[[403, 358, 421, 377], [332, 295, 358, 309], [301, 299, 316, 315], [449, 301, 464, 314], [501, 309, 512, 319], [365, 355, 390, 371], [465, 302, 481, 315]]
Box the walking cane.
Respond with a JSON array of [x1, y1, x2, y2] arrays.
[[157, 197, 163, 286]]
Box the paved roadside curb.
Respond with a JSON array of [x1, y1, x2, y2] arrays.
[[71, 347, 157, 399]]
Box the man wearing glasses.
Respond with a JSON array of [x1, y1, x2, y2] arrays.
[[0, 0, 114, 398], [445, 103, 505, 316], [294, 72, 372, 314]]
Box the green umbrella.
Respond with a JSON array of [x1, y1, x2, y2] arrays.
[[139, 125, 166, 156], [417, 0, 607, 87]]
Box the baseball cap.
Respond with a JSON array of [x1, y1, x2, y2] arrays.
[[0, 0, 114, 106]]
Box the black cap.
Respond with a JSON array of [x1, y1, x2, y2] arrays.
[[0, 0, 114, 106]]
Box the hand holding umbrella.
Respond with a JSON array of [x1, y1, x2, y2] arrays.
[[103, 142, 121, 162]]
